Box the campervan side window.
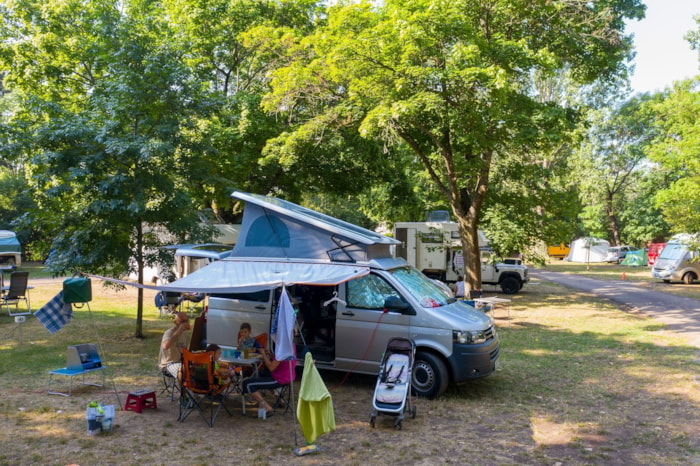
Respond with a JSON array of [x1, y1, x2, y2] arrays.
[[346, 274, 398, 310], [209, 289, 271, 302]]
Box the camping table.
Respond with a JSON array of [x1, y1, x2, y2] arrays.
[[221, 353, 263, 414], [48, 366, 106, 397], [472, 296, 511, 324]]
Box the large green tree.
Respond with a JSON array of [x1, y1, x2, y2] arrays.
[[160, 0, 335, 219], [0, 0, 209, 337], [575, 94, 658, 246], [646, 78, 700, 234], [262, 0, 644, 290]]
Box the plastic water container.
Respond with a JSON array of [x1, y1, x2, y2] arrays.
[[86, 404, 114, 435], [101, 405, 114, 432]]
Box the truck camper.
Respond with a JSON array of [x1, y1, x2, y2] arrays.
[[392, 219, 528, 294], [161, 192, 500, 398]]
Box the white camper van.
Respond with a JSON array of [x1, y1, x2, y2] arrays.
[[163, 192, 500, 398], [651, 235, 700, 284]]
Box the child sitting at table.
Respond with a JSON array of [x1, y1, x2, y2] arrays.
[[238, 322, 263, 354], [205, 344, 230, 385]]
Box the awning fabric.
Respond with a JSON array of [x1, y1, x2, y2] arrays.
[[159, 258, 369, 294]]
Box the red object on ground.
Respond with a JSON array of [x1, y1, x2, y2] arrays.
[[125, 390, 157, 413]]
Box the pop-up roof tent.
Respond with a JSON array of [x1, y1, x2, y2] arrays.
[[565, 237, 610, 263], [160, 192, 400, 293]]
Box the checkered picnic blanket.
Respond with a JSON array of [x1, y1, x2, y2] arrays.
[[34, 291, 73, 334]]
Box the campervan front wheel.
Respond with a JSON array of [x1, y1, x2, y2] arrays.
[[412, 352, 448, 399]]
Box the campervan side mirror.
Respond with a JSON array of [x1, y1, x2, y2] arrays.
[[383, 296, 412, 314]]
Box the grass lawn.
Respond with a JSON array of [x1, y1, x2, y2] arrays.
[[0, 264, 698, 465]]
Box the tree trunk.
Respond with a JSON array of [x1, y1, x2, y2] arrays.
[[605, 194, 620, 246], [451, 156, 491, 293], [458, 214, 482, 293], [134, 221, 144, 339]]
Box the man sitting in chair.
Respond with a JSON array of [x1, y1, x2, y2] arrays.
[[159, 312, 191, 380]]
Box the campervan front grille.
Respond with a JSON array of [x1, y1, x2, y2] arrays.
[[484, 325, 496, 341]]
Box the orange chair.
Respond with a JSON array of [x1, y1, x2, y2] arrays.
[[254, 333, 267, 351], [178, 349, 232, 427]]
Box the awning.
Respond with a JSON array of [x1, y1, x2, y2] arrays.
[[159, 257, 369, 294]]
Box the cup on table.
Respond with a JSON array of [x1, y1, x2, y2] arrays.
[[243, 348, 249, 359], [233, 350, 241, 359]]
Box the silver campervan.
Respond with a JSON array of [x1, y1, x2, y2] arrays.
[[651, 235, 700, 284], [165, 192, 500, 398]]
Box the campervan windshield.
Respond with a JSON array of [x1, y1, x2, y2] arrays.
[[658, 243, 686, 261], [347, 266, 452, 309], [391, 266, 452, 307]]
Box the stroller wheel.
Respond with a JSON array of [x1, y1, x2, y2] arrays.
[[411, 406, 417, 419], [369, 415, 376, 428], [394, 418, 402, 430]]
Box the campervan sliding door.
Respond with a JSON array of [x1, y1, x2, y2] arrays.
[[335, 273, 411, 374]]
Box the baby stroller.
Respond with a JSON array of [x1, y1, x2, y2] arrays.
[[369, 337, 417, 430]]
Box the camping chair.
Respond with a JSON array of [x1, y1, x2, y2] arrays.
[[254, 333, 268, 350], [178, 349, 233, 427], [271, 383, 292, 414], [160, 367, 180, 402], [1, 271, 31, 316]]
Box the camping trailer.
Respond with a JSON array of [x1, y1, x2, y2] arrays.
[[163, 192, 500, 398], [651, 235, 700, 284]]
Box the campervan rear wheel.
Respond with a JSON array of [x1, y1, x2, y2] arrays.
[[683, 272, 696, 285], [412, 352, 448, 399]]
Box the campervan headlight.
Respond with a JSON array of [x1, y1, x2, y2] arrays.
[[453, 329, 487, 345]]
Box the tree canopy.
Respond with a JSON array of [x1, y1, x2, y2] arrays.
[[646, 78, 700, 234], [261, 0, 644, 289], [2, 0, 699, 308]]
